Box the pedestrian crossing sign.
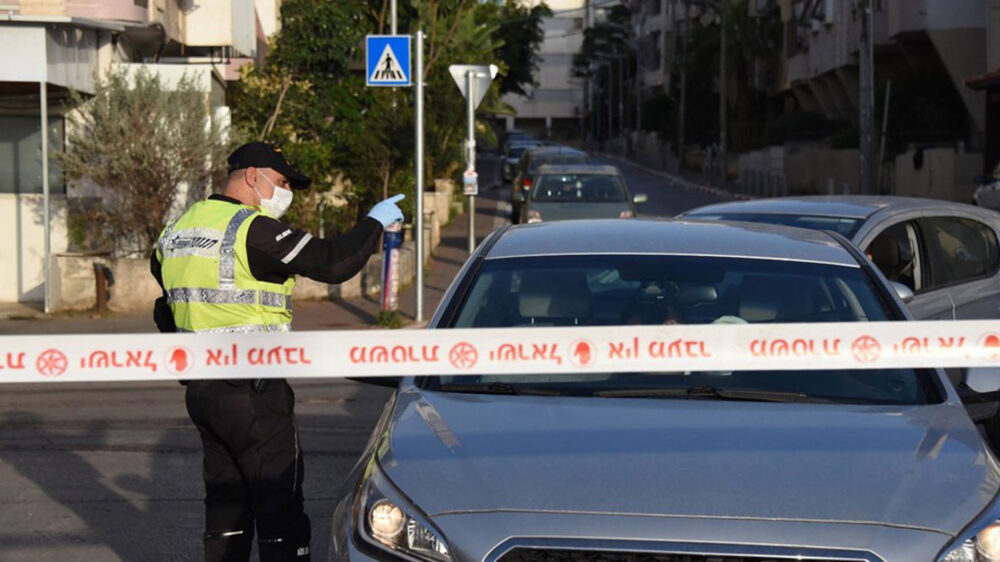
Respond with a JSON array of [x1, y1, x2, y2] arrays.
[[366, 35, 411, 87]]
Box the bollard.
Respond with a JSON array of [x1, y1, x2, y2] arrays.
[[93, 263, 114, 312], [381, 222, 403, 311]]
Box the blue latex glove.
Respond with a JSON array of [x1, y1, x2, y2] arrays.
[[367, 194, 405, 227]]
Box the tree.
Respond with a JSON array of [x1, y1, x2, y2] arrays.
[[493, 1, 553, 96], [230, 0, 548, 235], [58, 67, 232, 257]]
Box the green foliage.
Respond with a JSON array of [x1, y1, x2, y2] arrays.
[[491, 1, 553, 96], [57, 67, 232, 256], [229, 0, 548, 236], [375, 309, 405, 328]]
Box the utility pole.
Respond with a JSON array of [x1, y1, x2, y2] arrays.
[[718, 1, 727, 181], [858, 0, 876, 194], [618, 57, 625, 139], [677, 0, 690, 172]]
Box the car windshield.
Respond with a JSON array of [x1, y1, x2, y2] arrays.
[[428, 255, 937, 405], [532, 174, 627, 202], [688, 212, 863, 237]]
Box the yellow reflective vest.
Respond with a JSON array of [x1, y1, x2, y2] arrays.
[[155, 199, 294, 333]]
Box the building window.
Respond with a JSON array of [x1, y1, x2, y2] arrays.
[[134, 0, 148, 7], [0, 115, 65, 195]]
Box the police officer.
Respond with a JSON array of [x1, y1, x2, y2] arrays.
[[150, 142, 404, 561]]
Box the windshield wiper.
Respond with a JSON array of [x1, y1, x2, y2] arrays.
[[593, 386, 825, 403], [436, 382, 565, 396]]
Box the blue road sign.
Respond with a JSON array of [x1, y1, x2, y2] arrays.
[[366, 35, 411, 87]]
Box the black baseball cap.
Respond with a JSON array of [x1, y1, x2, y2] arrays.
[[227, 142, 312, 190]]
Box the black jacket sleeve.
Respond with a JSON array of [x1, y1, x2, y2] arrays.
[[245, 216, 383, 285]]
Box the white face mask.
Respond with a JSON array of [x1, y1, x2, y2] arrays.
[[253, 173, 294, 219]]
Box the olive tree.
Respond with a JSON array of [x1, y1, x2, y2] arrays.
[[58, 67, 233, 257]]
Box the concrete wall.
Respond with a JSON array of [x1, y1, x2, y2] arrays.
[[894, 147, 980, 203], [0, 195, 69, 303]]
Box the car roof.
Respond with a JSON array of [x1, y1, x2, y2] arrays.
[[683, 195, 986, 220], [486, 219, 859, 267], [526, 146, 587, 157], [536, 164, 619, 175]]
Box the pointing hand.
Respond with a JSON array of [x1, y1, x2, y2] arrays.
[[367, 194, 405, 227]]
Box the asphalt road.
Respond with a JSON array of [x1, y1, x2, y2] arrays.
[[0, 152, 721, 561]]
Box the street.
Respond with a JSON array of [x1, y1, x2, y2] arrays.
[[0, 155, 725, 561]]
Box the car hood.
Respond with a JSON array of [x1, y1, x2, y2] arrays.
[[528, 201, 632, 220], [380, 388, 1000, 535]]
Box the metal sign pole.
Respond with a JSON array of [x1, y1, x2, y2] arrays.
[[390, 0, 397, 34], [466, 70, 476, 254], [415, 30, 425, 322], [41, 82, 51, 315]]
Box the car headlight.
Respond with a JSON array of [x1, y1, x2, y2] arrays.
[[938, 495, 1000, 561], [353, 458, 452, 562]]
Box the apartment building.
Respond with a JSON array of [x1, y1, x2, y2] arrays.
[[732, 0, 986, 199], [500, 0, 587, 139], [0, 0, 280, 305]]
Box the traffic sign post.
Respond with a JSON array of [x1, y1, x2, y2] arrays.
[[448, 64, 498, 254]]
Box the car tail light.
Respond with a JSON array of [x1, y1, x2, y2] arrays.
[[527, 210, 542, 223], [619, 210, 634, 218], [523, 177, 532, 189]]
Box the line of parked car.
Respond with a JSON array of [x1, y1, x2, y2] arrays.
[[327, 132, 1000, 562], [499, 130, 646, 225]]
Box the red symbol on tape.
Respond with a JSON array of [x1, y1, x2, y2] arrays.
[[448, 342, 478, 370], [569, 340, 595, 367], [851, 335, 881, 363], [983, 334, 1000, 362], [36, 349, 68, 377], [165, 347, 192, 374]]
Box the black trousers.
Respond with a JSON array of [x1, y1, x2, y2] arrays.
[[185, 380, 311, 562]]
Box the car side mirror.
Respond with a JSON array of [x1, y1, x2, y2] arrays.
[[966, 368, 1000, 394], [633, 193, 648, 204], [890, 281, 914, 304], [513, 192, 526, 203]]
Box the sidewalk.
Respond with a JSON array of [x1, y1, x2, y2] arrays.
[[0, 189, 504, 335]]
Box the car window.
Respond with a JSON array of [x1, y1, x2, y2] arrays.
[[920, 217, 1000, 287], [864, 222, 922, 292], [437, 255, 933, 405], [532, 174, 627, 202]]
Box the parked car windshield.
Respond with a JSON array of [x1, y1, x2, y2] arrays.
[[532, 174, 627, 202], [687, 212, 863, 237], [429, 255, 937, 405]]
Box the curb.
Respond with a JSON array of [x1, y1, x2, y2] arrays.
[[595, 152, 753, 202]]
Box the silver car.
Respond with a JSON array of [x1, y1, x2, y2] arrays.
[[513, 164, 646, 223], [329, 219, 1000, 562], [682, 197, 1000, 322]]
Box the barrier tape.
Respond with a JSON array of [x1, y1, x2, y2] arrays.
[[1, 321, 999, 384]]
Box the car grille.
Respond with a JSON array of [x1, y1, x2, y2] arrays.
[[498, 548, 853, 562]]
